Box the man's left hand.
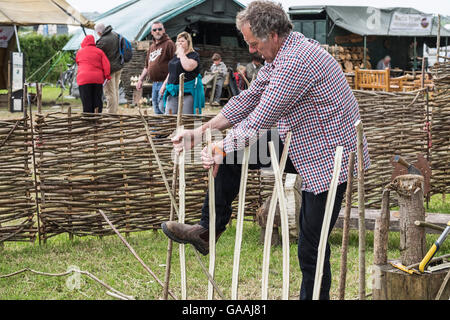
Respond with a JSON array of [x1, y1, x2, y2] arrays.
[[201, 140, 225, 177]]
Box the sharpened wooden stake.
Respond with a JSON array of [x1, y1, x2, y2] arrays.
[[231, 145, 250, 300], [355, 119, 366, 300], [98, 209, 177, 300], [163, 73, 185, 300], [206, 128, 216, 300], [268, 141, 290, 300], [313, 146, 343, 300], [338, 151, 355, 300], [178, 125, 187, 300], [261, 132, 292, 300]]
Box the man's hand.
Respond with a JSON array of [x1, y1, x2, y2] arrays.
[[136, 78, 143, 91], [201, 141, 225, 177], [159, 83, 166, 96], [171, 127, 202, 154]]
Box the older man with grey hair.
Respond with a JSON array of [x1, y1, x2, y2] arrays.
[[162, 0, 370, 300], [95, 23, 123, 113]]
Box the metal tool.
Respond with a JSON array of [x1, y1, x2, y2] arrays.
[[393, 155, 422, 175], [419, 221, 450, 272], [390, 262, 420, 275], [391, 154, 431, 195]]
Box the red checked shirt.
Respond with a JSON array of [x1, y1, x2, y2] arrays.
[[221, 32, 370, 195]]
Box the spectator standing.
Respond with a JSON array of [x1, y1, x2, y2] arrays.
[[245, 54, 264, 81], [209, 53, 228, 106], [136, 21, 175, 114], [160, 32, 204, 115], [76, 35, 111, 113], [95, 23, 123, 114]]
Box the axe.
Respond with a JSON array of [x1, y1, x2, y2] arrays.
[[393, 155, 422, 176]]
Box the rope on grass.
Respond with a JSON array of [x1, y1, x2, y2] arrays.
[[0, 267, 134, 300]]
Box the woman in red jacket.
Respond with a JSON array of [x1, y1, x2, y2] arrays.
[[76, 35, 111, 113]]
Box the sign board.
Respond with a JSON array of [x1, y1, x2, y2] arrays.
[[389, 13, 433, 34], [10, 52, 24, 113]]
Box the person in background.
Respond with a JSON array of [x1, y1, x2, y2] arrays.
[[95, 23, 123, 114], [376, 55, 391, 70], [160, 32, 204, 115], [234, 65, 248, 92], [136, 21, 176, 114], [245, 53, 264, 81], [209, 53, 228, 106], [76, 35, 111, 113]]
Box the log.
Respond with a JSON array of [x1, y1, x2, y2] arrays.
[[372, 263, 450, 300], [389, 174, 426, 266], [373, 190, 390, 265]]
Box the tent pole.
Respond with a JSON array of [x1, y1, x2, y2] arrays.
[[436, 15, 441, 64], [82, 25, 87, 36], [14, 25, 21, 53], [363, 36, 367, 69], [413, 36, 417, 75]]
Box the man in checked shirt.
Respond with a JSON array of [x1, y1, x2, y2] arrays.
[[162, 0, 370, 300]]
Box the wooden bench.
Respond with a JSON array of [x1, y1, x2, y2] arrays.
[[354, 67, 406, 92]]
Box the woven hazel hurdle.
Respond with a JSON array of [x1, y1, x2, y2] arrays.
[[353, 89, 430, 207], [430, 61, 450, 196], [0, 117, 37, 242], [33, 112, 263, 241]]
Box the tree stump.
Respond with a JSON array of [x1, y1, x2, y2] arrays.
[[371, 174, 448, 300], [390, 174, 426, 266]]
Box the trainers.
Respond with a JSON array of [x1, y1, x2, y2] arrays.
[[161, 222, 223, 255], [211, 101, 220, 106]]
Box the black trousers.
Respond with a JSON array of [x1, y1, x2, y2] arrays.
[[79, 83, 103, 113], [199, 129, 346, 300]]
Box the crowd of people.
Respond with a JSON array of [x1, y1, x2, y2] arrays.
[[76, 20, 264, 114]]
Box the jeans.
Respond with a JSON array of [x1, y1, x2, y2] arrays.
[[165, 94, 194, 115], [198, 129, 346, 300], [213, 78, 225, 103], [152, 81, 164, 114]]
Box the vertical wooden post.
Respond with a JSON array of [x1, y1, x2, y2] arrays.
[[355, 120, 366, 300], [436, 15, 441, 65], [162, 73, 185, 300], [268, 141, 290, 300], [261, 132, 292, 300], [373, 190, 390, 266], [119, 116, 130, 237], [178, 126, 187, 300], [206, 128, 216, 300], [67, 105, 73, 241], [231, 146, 250, 300], [313, 146, 343, 300], [338, 151, 356, 300]]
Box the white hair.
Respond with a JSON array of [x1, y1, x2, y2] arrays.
[[95, 23, 106, 34]]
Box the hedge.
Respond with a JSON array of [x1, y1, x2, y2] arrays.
[[19, 33, 74, 83]]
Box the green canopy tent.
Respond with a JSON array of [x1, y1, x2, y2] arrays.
[[63, 0, 246, 51]]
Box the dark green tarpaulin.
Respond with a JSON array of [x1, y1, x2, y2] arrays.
[[289, 5, 450, 37]]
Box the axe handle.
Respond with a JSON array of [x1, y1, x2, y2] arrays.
[[394, 155, 410, 169]]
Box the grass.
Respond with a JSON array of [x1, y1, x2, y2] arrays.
[[0, 220, 449, 300]]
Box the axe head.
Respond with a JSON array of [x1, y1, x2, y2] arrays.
[[391, 154, 431, 195]]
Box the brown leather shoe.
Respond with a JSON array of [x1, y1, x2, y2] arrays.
[[161, 222, 223, 256]]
